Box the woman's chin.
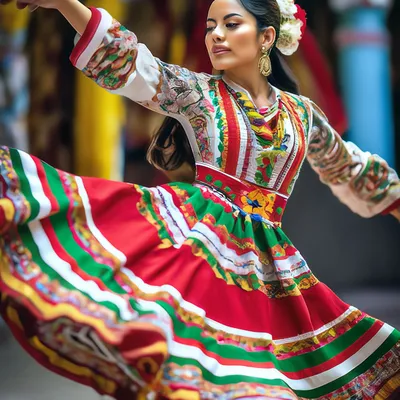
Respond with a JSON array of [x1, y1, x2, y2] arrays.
[[211, 63, 231, 73]]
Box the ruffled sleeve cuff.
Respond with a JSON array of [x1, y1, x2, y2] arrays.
[[381, 196, 400, 216], [69, 7, 113, 71]]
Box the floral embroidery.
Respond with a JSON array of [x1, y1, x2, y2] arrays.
[[60, 172, 122, 270], [241, 189, 276, 219], [228, 87, 281, 146], [2, 229, 123, 327], [161, 364, 299, 399], [255, 149, 287, 186], [82, 19, 139, 90], [153, 62, 215, 163], [209, 81, 229, 169], [318, 343, 400, 399], [0, 147, 31, 226], [353, 156, 398, 204]]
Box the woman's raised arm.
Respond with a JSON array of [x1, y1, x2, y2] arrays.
[[64, 3, 212, 126], [11, 0, 91, 33], [55, 0, 91, 34], [10, 0, 212, 127]]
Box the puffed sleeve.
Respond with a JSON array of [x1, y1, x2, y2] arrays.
[[305, 99, 400, 218], [69, 8, 212, 121]]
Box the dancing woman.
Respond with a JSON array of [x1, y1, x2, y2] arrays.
[[1, 0, 400, 398]]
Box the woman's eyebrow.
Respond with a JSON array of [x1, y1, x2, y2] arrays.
[[207, 13, 243, 23]]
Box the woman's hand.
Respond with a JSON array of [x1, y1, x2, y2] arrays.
[[391, 208, 400, 222], [0, 0, 77, 10], [0, 0, 91, 34]]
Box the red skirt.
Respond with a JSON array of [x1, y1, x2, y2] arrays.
[[0, 147, 399, 399]]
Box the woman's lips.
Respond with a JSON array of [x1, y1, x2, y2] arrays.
[[212, 46, 231, 55]]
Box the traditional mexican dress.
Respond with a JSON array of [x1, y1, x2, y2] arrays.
[[1, 8, 400, 400]]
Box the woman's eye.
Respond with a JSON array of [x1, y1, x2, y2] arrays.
[[226, 23, 239, 29], [205, 26, 215, 33]]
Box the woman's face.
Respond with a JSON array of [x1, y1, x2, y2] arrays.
[[205, 0, 265, 73]]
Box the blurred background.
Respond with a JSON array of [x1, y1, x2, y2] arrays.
[[0, 0, 399, 399]]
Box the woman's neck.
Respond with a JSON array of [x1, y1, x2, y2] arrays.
[[223, 66, 272, 107]]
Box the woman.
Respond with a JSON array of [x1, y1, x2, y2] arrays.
[[1, 0, 400, 398]]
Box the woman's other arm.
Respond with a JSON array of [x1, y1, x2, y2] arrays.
[[306, 100, 400, 220]]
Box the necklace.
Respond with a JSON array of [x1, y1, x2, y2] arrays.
[[223, 81, 282, 146], [257, 84, 275, 114]]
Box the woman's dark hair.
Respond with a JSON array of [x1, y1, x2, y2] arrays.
[[147, 0, 299, 172], [147, 117, 195, 171]]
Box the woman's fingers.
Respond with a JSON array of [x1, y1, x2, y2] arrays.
[[16, 2, 29, 9], [16, 0, 38, 9]]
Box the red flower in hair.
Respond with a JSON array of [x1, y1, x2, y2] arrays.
[[294, 4, 307, 36]]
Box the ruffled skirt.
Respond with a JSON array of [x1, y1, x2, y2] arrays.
[[0, 147, 399, 399]]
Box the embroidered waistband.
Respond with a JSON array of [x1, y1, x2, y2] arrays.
[[195, 163, 287, 226]]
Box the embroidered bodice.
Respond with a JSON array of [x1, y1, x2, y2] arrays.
[[70, 8, 400, 218]]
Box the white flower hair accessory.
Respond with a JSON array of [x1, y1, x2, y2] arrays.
[[275, 0, 307, 56]]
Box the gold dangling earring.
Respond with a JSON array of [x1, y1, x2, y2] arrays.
[[258, 46, 272, 77]]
